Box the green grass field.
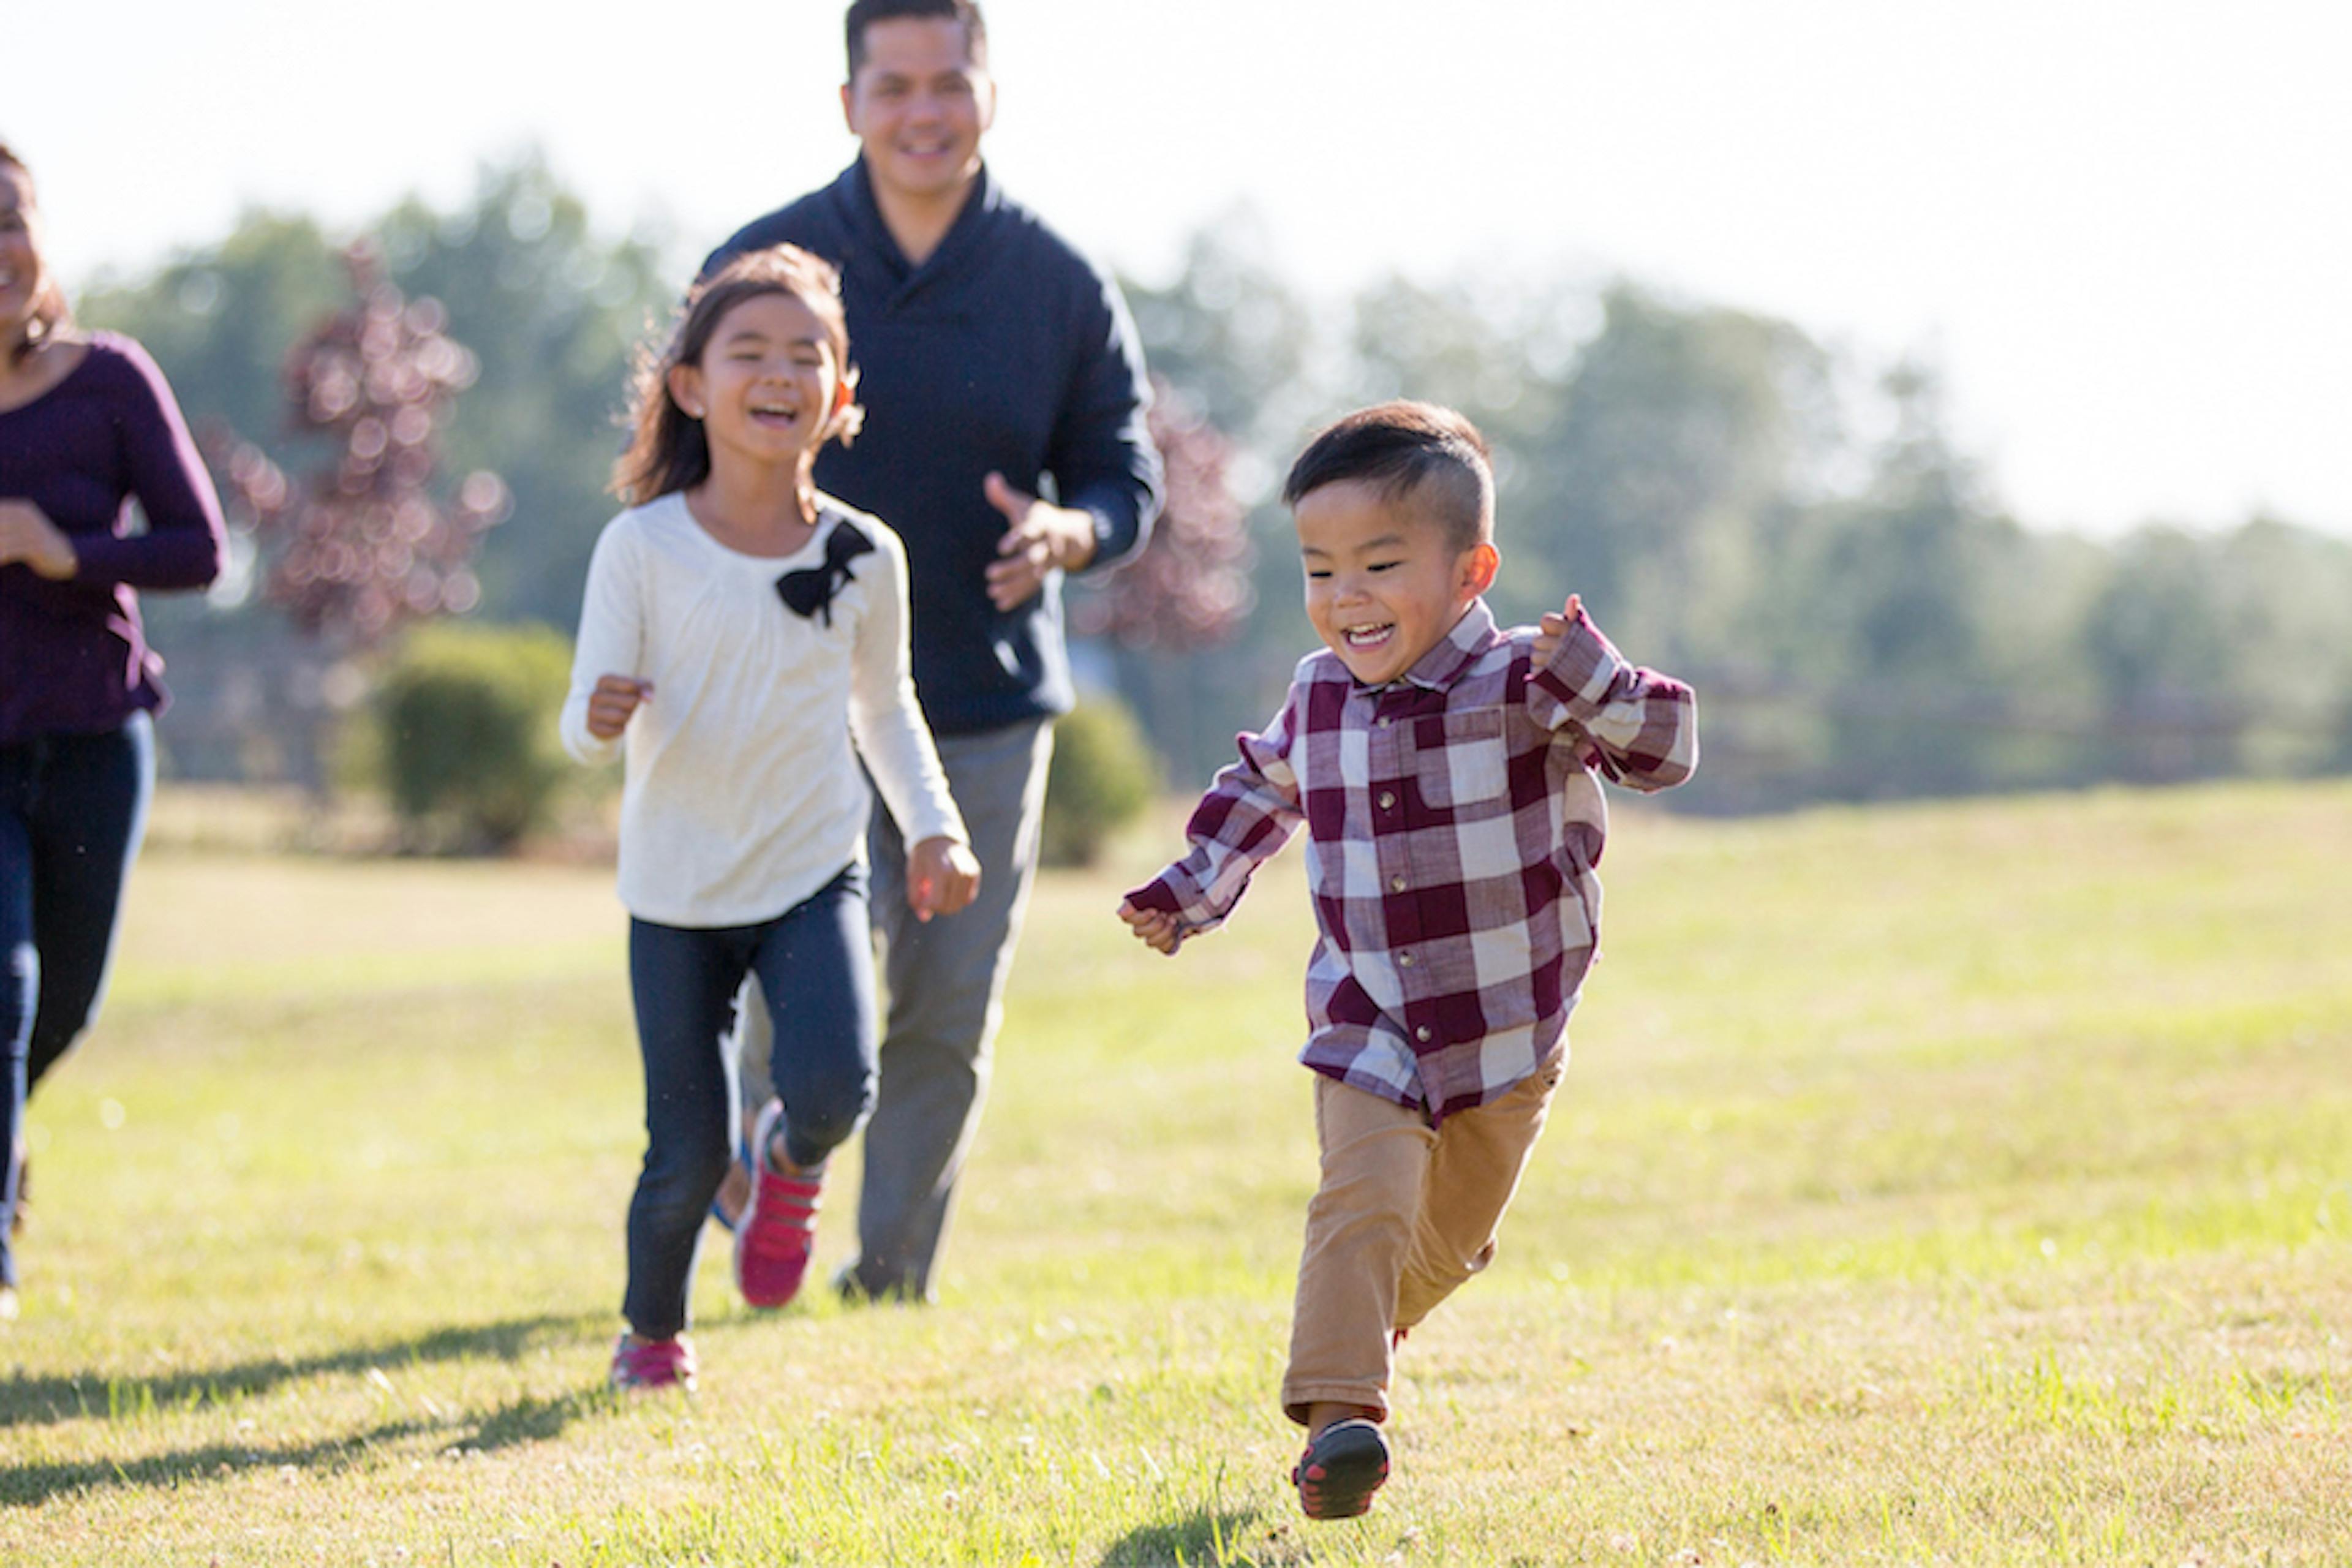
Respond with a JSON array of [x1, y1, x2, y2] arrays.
[[4, 780, 2348, 1566]]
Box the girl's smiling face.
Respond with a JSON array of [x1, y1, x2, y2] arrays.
[[668, 291, 850, 472], [1295, 477, 1499, 688]]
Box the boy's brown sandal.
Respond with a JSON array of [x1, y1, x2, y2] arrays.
[[1292, 1418, 1389, 1520]]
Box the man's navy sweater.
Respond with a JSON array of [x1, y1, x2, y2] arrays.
[[706, 159, 1163, 737]]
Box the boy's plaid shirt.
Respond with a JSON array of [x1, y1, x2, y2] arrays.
[[1127, 599, 1697, 1121]]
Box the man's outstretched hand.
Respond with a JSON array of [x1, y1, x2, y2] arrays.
[[983, 472, 1097, 611]]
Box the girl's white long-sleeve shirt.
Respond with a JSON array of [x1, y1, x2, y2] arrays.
[[561, 492, 966, 928]]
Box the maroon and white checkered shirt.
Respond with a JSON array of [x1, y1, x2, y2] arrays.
[[1126, 599, 1697, 1121]]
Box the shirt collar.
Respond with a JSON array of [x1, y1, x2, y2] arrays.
[[842, 157, 998, 281], [1366, 598, 1499, 695]]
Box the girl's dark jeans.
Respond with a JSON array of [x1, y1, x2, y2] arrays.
[[2, 715, 155, 1284], [622, 862, 876, 1338]]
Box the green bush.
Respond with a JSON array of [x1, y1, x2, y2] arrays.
[[373, 622, 575, 853], [1039, 696, 1159, 867]]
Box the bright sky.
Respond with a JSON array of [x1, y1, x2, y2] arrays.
[[17, 0, 2351, 536]]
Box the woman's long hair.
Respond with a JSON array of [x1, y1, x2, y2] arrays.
[[611, 244, 863, 506], [0, 142, 72, 369]]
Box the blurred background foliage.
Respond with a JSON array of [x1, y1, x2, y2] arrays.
[[366, 621, 577, 854], [75, 152, 2352, 835]]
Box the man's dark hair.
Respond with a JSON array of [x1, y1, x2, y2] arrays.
[[1283, 401, 1495, 554], [846, 0, 987, 78]]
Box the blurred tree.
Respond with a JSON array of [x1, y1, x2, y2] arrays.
[[1122, 208, 1319, 456], [1525, 285, 1836, 668], [204, 246, 510, 787], [2207, 518, 2352, 774], [1069, 380, 1252, 652], [79, 210, 349, 470], [67, 190, 2352, 809], [216, 247, 510, 641], [92, 153, 679, 635], [372, 153, 672, 627], [1791, 363, 2019, 796], [1828, 364, 1992, 680], [2081, 516, 2352, 783], [1121, 212, 1335, 764], [2079, 527, 2245, 782], [77, 215, 350, 779], [72, 155, 671, 780], [1341, 271, 1569, 630], [1068, 380, 1256, 775]]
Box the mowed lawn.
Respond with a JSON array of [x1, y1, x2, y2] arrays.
[[3, 780, 2348, 1566]]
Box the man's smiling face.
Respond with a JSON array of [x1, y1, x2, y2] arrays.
[[841, 17, 995, 210]]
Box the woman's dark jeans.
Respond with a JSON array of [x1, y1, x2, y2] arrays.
[[622, 862, 876, 1338], [2, 715, 155, 1284]]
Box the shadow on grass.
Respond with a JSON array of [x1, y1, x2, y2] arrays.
[[0, 1311, 599, 1431], [1098, 1507, 1271, 1567], [0, 1386, 606, 1509]]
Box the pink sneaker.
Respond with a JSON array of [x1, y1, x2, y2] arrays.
[[733, 1100, 823, 1310], [608, 1333, 696, 1393]]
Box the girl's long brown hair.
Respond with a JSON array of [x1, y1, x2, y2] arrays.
[[0, 142, 72, 369], [611, 244, 863, 506]]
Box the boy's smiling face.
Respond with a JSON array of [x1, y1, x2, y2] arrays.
[[1295, 478, 1499, 687]]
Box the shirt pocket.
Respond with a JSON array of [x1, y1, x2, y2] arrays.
[[1414, 706, 1510, 811]]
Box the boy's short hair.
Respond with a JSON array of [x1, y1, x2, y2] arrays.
[[1283, 401, 1495, 556], [846, 0, 988, 77]]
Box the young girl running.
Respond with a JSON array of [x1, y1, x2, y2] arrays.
[[562, 243, 978, 1392]]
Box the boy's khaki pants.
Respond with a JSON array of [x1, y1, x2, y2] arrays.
[[1281, 1055, 1565, 1426]]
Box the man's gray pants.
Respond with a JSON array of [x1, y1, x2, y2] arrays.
[[733, 715, 1052, 1301]]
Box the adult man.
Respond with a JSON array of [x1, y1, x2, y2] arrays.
[[703, 0, 1162, 1302]]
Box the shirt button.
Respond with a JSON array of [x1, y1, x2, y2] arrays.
[[1398, 952, 1415, 968], [1390, 876, 1408, 892], [1415, 1026, 1432, 1042], [1378, 716, 1392, 729], [1377, 791, 1396, 810]]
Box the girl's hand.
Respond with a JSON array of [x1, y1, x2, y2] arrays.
[[908, 836, 981, 922], [1117, 898, 1183, 956], [0, 500, 78, 580], [1532, 593, 1583, 666], [586, 674, 652, 739]]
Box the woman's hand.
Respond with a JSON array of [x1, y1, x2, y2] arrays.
[[907, 835, 982, 922], [0, 500, 77, 579]]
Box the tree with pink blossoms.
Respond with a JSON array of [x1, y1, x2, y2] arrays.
[[207, 244, 511, 789], [1061, 378, 1259, 782], [212, 244, 510, 649], [1069, 377, 1253, 654]]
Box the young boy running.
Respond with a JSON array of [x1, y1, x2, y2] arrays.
[[1118, 401, 1698, 1520]]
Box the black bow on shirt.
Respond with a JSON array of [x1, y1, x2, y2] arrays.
[[775, 519, 875, 627]]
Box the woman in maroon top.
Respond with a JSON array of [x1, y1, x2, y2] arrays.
[[0, 142, 225, 1313]]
